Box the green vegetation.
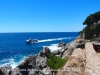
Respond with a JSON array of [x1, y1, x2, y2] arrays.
[[81, 23, 100, 39], [46, 53, 68, 70], [83, 11, 100, 26], [80, 11, 100, 39]]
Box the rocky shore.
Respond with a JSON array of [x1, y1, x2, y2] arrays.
[[0, 36, 85, 75]]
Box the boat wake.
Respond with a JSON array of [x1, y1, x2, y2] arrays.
[[38, 37, 71, 43]]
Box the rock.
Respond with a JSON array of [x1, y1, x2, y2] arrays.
[[0, 65, 12, 75], [58, 42, 66, 47], [52, 50, 61, 55], [39, 50, 45, 56], [39, 62, 47, 69], [18, 56, 36, 69], [17, 56, 36, 75], [64, 44, 69, 50], [41, 67, 51, 75], [0, 47, 52, 75], [0, 69, 4, 75], [11, 68, 21, 75], [28, 69, 37, 75], [45, 47, 50, 52], [35, 55, 47, 69], [39, 47, 50, 56]]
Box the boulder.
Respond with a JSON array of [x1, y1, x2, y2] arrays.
[[17, 56, 36, 75], [39, 47, 50, 56], [52, 50, 61, 55], [18, 56, 36, 69], [58, 42, 66, 47], [35, 55, 47, 69], [45, 47, 50, 52]]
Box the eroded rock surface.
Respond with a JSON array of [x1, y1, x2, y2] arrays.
[[57, 48, 85, 75], [84, 42, 100, 75]]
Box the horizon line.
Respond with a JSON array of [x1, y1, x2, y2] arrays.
[[0, 31, 79, 33]]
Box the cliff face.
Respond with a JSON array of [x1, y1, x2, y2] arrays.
[[61, 36, 85, 58], [57, 48, 85, 75]]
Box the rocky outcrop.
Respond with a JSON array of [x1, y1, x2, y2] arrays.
[[61, 36, 87, 59], [58, 42, 66, 47], [61, 37, 80, 58], [52, 50, 61, 55], [39, 47, 50, 57], [0, 47, 51, 75], [0, 65, 12, 75], [57, 42, 100, 75], [16, 47, 51, 75], [18, 56, 36, 69], [17, 56, 36, 75], [57, 48, 85, 75]]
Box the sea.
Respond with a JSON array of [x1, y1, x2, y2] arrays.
[[0, 32, 79, 68]]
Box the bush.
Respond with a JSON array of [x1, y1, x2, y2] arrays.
[[84, 26, 95, 39], [46, 53, 68, 70], [80, 23, 100, 39], [80, 11, 100, 39]]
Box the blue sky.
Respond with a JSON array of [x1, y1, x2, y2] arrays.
[[0, 0, 100, 32]]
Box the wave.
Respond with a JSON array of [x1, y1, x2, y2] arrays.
[[0, 55, 25, 68], [0, 58, 17, 68], [43, 44, 61, 52], [38, 37, 71, 43]]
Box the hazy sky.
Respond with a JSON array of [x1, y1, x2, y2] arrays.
[[0, 0, 100, 32]]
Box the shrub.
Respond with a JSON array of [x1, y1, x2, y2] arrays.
[[80, 23, 100, 39], [46, 53, 68, 70], [80, 11, 100, 39]]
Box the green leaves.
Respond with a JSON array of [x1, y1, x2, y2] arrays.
[[46, 53, 68, 70], [80, 11, 100, 39], [83, 11, 100, 26]]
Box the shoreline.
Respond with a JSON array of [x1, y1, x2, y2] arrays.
[[0, 35, 81, 75]]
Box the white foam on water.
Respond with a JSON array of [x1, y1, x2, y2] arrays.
[[0, 37, 74, 68], [0, 56, 25, 69], [43, 44, 61, 52], [38, 37, 71, 43], [0, 58, 17, 68]]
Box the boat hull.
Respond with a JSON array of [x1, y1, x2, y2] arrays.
[[25, 39, 38, 44]]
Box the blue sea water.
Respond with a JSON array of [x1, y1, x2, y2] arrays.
[[0, 32, 78, 68]]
